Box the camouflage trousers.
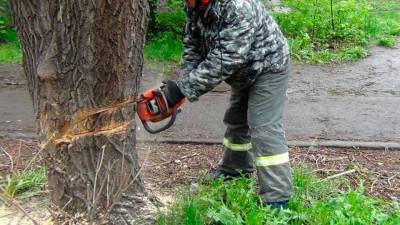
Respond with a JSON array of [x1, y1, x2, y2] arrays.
[[218, 70, 293, 203]]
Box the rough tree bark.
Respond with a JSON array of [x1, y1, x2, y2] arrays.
[[10, 0, 156, 224]]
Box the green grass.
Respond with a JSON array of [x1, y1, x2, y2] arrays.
[[1, 0, 399, 65], [0, 41, 22, 64], [1, 167, 46, 198], [0, 27, 22, 64], [274, 0, 400, 63], [144, 0, 400, 64], [157, 167, 400, 225], [144, 32, 184, 63], [378, 36, 396, 48]]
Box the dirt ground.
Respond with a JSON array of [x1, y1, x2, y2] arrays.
[[0, 138, 399, 224]]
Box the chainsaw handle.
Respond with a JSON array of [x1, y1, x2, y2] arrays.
[[141, 106, 178, 134]]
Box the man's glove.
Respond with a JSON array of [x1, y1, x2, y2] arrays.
[[161, 80, 185, 106]]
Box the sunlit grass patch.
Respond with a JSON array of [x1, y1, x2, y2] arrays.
[[0, 41, 22, 64], [145, 32, 183, 63]]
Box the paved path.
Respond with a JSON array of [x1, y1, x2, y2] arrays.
[[137, 94, 400, 144], [1, 43, 399, 147]]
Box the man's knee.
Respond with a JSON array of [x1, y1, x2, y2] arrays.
[[250, 124, 288, 153]]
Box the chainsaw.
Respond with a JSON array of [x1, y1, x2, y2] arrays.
[[137, 88, 185, 134]]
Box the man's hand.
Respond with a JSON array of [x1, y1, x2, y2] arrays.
[[161, 80, 185, 106]]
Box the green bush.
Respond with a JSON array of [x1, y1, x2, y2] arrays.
[[0, 28, 18, 43], [275, 0, 400, 63], [0, 0, 14, 43], [157, 168, 400, 225], [155, 0, 186, 36], [145, 0, 186, 62], [148, 0, 186, 38], [0, 0, 22, 63], [378, 36, 396, 48]]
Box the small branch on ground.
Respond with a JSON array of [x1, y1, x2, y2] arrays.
[[0, 144, 14, 172], [22, 145, 44, 173], [0, 187, 40, 225], [159, 153, 200, 166], [320, 169, 356, 182]]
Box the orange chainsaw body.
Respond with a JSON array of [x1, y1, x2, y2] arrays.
[[137, 88, 185, 133]]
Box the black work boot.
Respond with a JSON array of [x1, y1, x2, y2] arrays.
[[210, 169, 253, 181], [264, 200, 289, 209]]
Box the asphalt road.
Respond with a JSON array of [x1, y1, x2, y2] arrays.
[[1, 42, 399, 146]]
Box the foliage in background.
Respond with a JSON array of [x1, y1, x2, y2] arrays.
[[145, 0, 400, 64], [0, 41, 22, 63], [274, 0, 400, 63], [1, 167, 46, 199], [157, 167, 400, 225], [145, 31, 184, 63], [145, 0, 186, 64], [0, 0, 22, 63], [0, 0, 14, 42], [1, 0, 399, 64], [155, 0, 186, 36]]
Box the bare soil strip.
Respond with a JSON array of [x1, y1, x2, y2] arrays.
[[0, 139, 399, 224]]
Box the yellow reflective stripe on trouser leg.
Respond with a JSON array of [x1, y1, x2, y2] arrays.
[[223, 138, 252, 151], [255, 152, 289, 167]]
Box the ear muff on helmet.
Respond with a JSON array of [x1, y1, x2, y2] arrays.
[[195, 0, 210, 9]]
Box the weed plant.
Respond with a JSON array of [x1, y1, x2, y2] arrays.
[[157, 167, 400, 225], [1, 167, 46, 199]]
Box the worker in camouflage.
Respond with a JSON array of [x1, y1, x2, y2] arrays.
[[159, 0, 293, 208]]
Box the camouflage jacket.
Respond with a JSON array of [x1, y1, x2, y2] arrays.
[[177, 0, 290, 102]]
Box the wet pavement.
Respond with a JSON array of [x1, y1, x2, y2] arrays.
[[0, 42, 399, 145], [139, 42, 400, 144]]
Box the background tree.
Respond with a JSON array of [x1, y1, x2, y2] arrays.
[[10, 0, 156, 224]]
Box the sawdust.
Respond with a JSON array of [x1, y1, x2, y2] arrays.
[[40, 97, 137, 147]]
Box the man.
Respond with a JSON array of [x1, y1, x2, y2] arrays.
[[160, 0, 293, 208]]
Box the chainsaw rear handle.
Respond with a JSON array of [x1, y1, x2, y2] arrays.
[[141, 106, 179, 134]]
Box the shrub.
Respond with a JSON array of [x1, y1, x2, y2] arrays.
[[0, 0, 13, 43], [155, 0, 186, 36], [145, 0, 186, 62], [378, 36, 395, 48], [274, 0, 400, 63], [148, 0, 186, 38]]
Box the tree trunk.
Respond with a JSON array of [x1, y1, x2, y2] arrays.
[[10, 0, 156, 224]]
